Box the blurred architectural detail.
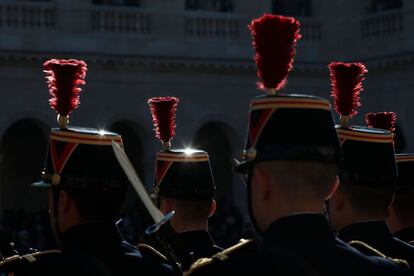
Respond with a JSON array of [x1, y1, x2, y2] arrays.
[[0, 0, 412, 215]]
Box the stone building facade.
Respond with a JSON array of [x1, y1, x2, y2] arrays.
[[0, 0, 412, 215]]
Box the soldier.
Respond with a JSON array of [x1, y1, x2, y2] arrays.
[[138, 96, 221, 270], [186, 14, 409, 276], [0, 59, 173, 275], [327, 63, 414, 268], [387, 153, 414, 244]]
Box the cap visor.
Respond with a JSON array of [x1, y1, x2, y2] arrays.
[[32, 180, 51, 189], [233, 159, 251, 174]]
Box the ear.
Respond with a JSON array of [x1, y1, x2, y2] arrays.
[[329, 182, 344, 212], [159, 197, 174, 214], [253, 166, 272, 201], [326, 176, 340, 199], [386, 192, 396, 216], [208, 199, 217, 218]]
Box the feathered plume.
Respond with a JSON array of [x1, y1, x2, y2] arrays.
[[249, 14, 301, 94], [329, 62, 368, 126], [43, 59, 87, 128], [365, 112, 397, 133], [148, 97, 179, 150]]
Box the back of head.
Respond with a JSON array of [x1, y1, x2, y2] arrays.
[[392, 154, 414, 225], [257, 160, 337, 202]]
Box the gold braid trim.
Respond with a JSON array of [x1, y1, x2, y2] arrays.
[[0, 249, 61, 266], [348, 240, 410, 268], [137, 244, 168, 262], [184, 239, 252, 276]]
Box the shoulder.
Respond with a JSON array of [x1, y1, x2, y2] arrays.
[[0, 250, 62, 274], [137, 243, 168, 263], [347, 240, 410, 272], [184, 239, 254, 275]]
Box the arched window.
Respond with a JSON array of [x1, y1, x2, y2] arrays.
[[273, 0, 312, 17], [193, 122, 244, 247], [0, 119, 56, 252], [109, 120, 152, 244], [0, 118, 49, 212], [186, 0, 234, 13]]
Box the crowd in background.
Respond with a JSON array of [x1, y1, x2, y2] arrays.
[[0, 199, 251, 254]]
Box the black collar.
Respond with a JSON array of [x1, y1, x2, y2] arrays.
[[339, 220, 393, 244], [263, 213, 336, 248], [62, 221, 123, 252], [177, 230, 215, 249], [394, 226, 414, 244]]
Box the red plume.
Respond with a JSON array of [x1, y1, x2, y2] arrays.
[[365, 112, 397, 133], [329, 62, 368, 118], [249, 14, 301, 91], [148, 97, 179, 143], [44, 59, 87, 116]]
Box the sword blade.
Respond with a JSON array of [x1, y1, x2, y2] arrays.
[[111, 141, 164, 224]]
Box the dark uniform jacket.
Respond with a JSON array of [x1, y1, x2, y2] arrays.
[[395, 226, 414, 245], [186, 214, 410, 276], [139, 230, 222, 271], [339, 220, 414, 268], [0, 221, 173, 276]]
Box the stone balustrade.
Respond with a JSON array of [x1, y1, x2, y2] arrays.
[[0, 1, 55, 30], [361, 10, 403, 39], [185, 12, 242, 39], [91, 6, 151, 34]]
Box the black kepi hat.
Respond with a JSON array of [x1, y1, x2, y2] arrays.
[[148, 97, 215, 200], [329, 62, 397, 188], [33, 59, 126, 191]]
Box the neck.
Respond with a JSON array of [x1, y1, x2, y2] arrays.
[[171, 218, 208, 233]]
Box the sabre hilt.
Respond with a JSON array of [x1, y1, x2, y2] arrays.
[[145, 211, 182, 275]]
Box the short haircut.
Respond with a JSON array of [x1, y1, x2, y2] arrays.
[[256, 160, 338, 200], [160, 197, 213, 223], [392, 187, 414, 224], [339, 183, 393, 216], [66, 187, 127, 221]]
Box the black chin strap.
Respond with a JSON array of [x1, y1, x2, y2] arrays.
[[245, 163, 263, 235], [50, 188, 63, 247]]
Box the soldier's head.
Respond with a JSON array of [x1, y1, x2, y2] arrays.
[[235, 94, 340, 233], [326, 62, 397, 232], [235, 15, 339, 233], [387, 154, 414, 233], [33, 59, 129, 238], [148, 97, 216, 232]]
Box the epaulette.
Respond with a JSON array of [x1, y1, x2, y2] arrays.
[[348, 240, 409, 268], [184, 239, 252, 276], [0, 250, 61, 268], [137, 243, 168, 262]]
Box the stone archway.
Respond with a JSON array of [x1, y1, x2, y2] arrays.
[[0, 118, 49, 212], [193, 121, 236, 202]]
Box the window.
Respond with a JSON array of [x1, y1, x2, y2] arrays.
[[368, 0, 402, 13], [186, 0, 234, 13], [273, 0, 312, 17], [92, 0, 140, 7]]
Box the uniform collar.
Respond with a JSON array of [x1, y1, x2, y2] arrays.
[[62, 221, 122, 252], [338, 220, 393, 244], [263, 213, 335, 248], [177, 230, 215, 249], [394, 226, 414, 244]]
